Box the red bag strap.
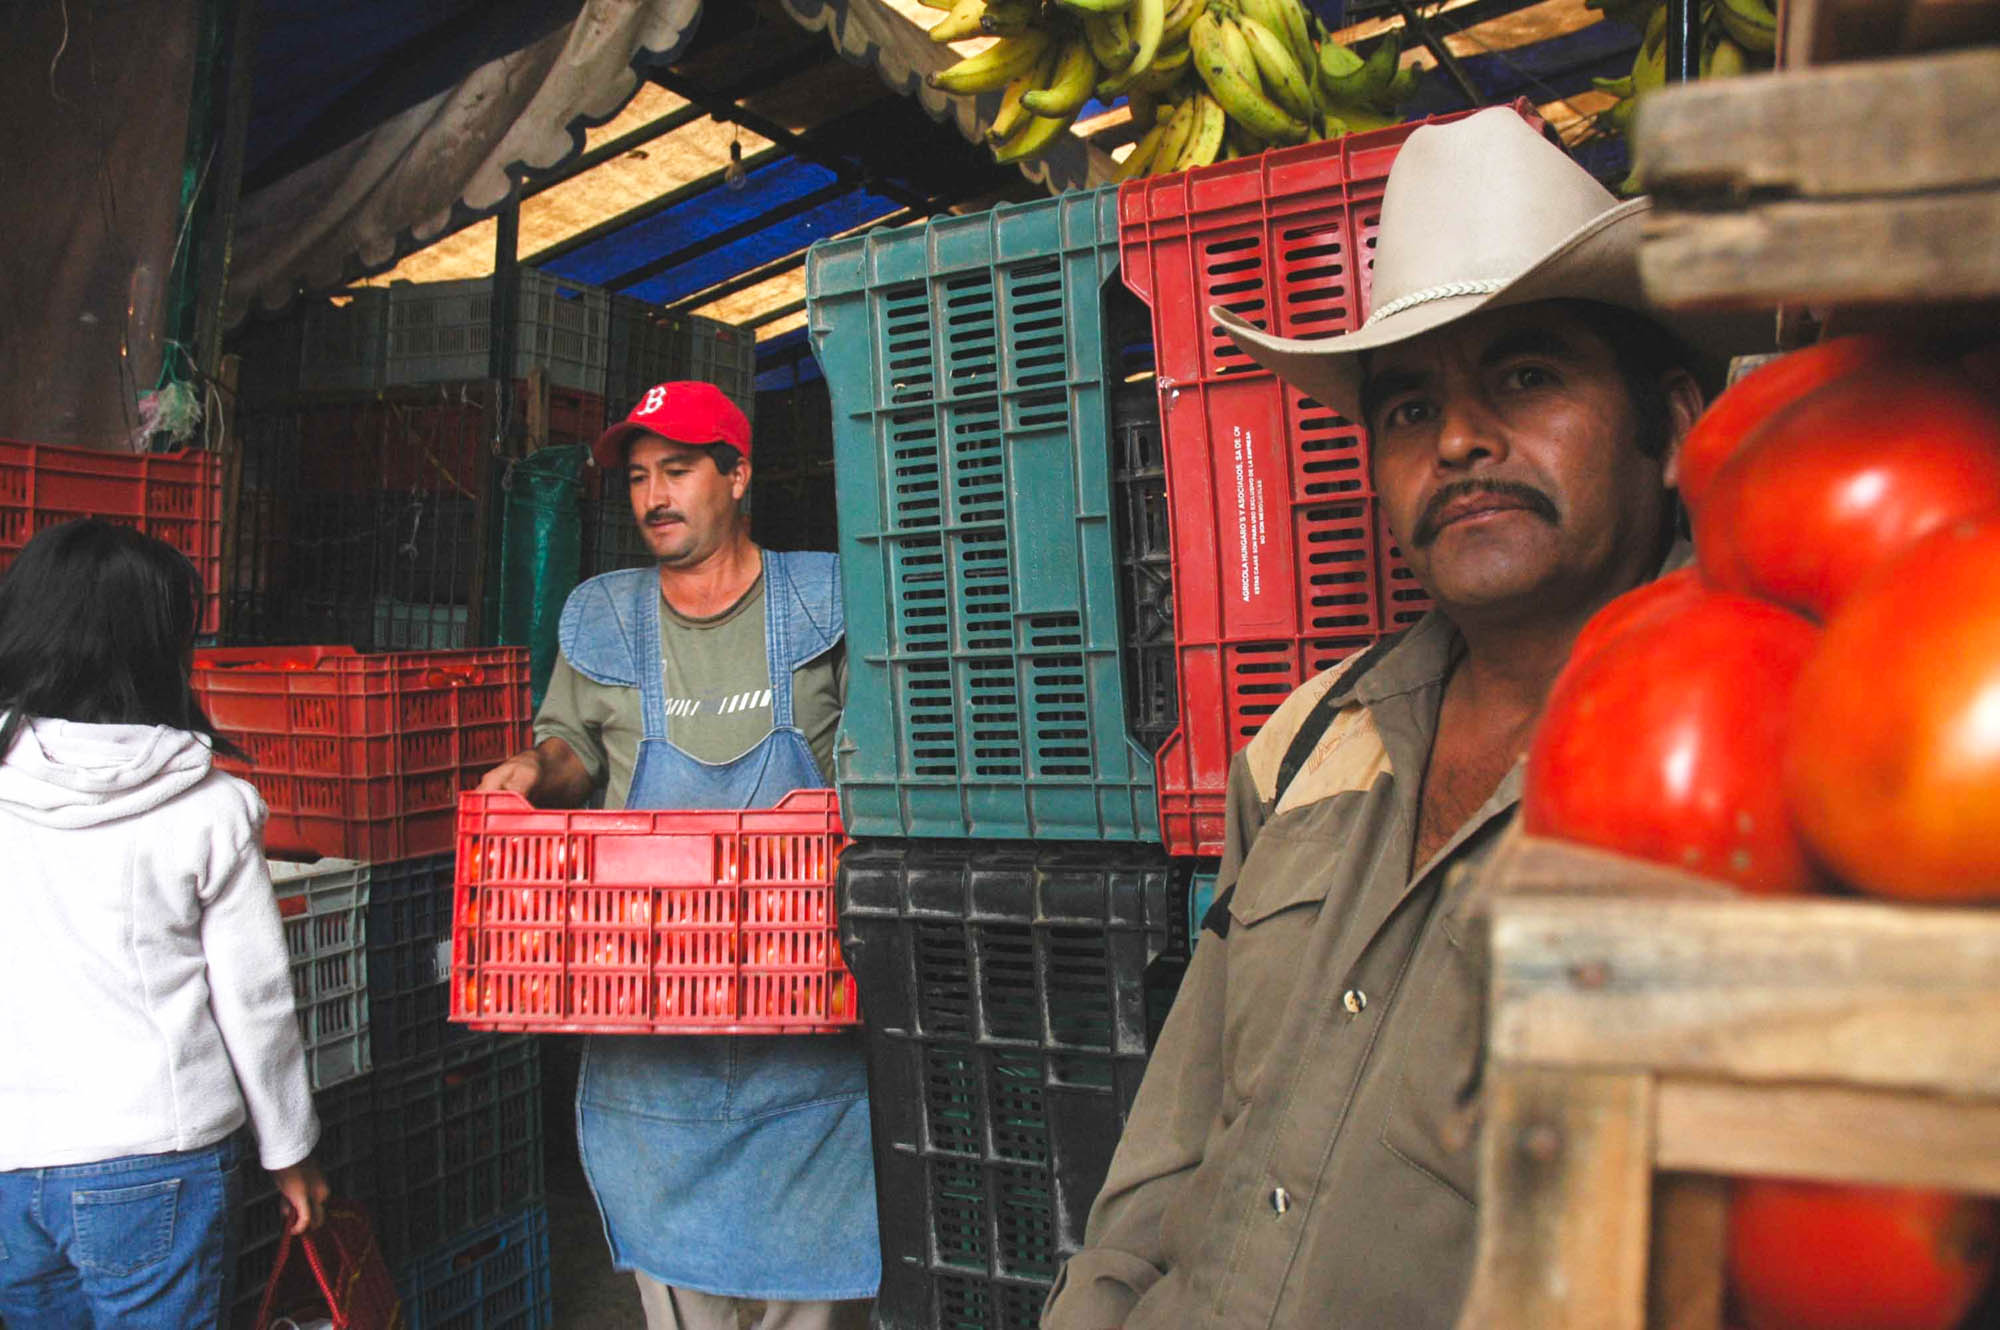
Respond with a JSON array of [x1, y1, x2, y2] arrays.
[[251, 1227, 351, 1330]]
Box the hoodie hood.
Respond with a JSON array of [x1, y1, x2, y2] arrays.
[[0, 715, 215, 828]]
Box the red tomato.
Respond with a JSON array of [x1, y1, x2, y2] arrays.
[[1569, 567, 1708, 665], [1730, 1179, 1999, 1330], [1786, 514, 2000, 901], [1696, 366, 2000, 622], [1678, 336, 1896, 518], [1524, 590, 1823, 894]]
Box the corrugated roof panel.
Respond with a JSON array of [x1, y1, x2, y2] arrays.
[[618, 190, 905, 307]]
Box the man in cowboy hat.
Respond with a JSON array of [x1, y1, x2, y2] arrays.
[[1042, 107, 1748, 1330]]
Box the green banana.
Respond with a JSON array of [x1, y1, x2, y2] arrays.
[[1238, 0, 1314, 70], [1642, 2, 1669, 54], [1632, 33, 1666, 94], [1160, 0, 1209, 48], [1023, 37, 1101, 115], [1592, 73, 1636, 96], [1714, 0, 1777, 52], [1084, 11, 1139, 69], [1383, 62, 1420, 106], [931, 30, 1053, 92], [1055, 0, 1136, 12], [1318, 96, 1400, 132], [1317, 38, 1365, 85], [928, 0, 988, 43], [1706, 34, 1750, 76], [1330, 28, 1400, 107], [1236, 13, 1315, 119], [1599, 95, 1637, 135], [1192, 10, 1307, 142]]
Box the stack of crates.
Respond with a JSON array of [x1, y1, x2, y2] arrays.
[[806, 186, 1190, 1329], [187, 650, 548, 1328]]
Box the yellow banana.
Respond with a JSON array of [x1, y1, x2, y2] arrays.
[[1211, 11, 1263, 86], [1235, 13, 1314, 119], [1641, 2, 1669, 54], [1117, 120, 1171, 179], [992, 105, 1081, 163], [1239, 0, 1314, 70], [928, 0, 988, 44], [981, 0, 1041, 34], [1632, 34, 1666, 94], [1175, 92, 1228, 169], [1192, 10, 1308, 142], [1151, 97, 1199, 173], [1084, 11, 1139, 70], [1055, 0, 1137, 12], [1023, 38, 1101, 116], [931, 31, 1053, 93], [916, 0, 955, 8], [1125, 41, 1192, 92], [1714, 0, 1777, 52], [987, 49, 1058, 144], [1161, 0, 1209, 47]]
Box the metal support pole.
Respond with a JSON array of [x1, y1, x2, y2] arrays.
[[488, 198, 521, 384], [1663, 0, 1700, 83], [1389, 0, 1485, 108]]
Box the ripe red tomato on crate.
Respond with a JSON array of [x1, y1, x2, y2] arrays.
[[1676, 336, 1896, 518], [1695, 365, 2000, 622], [1729, 1178, 1999, 1330], [1786, 513, 2000, 902], [1526, 590, 1824, 895]]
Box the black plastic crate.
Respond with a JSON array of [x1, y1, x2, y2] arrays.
[[369, 1036, 544, 1266], [837, 839, 1175, 1329], [1107, 285, 1175, 761], [370, 853, 481, 1069], [232, 1076, 375, 1328]]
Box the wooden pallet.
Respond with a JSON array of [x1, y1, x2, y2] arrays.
[[1453, 836, 2000, 1330], [1634, 46, 2000, 316]]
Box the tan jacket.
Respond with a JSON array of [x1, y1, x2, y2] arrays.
[[1043, 611, 1515, 1330]]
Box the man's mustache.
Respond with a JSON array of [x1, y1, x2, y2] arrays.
[[643, 508, 684, 525], [1412, 479, 1559, 548]]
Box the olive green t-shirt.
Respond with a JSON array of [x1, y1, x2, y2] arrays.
[[534, 576, 845, 809]]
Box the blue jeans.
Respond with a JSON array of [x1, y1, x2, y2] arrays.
[[0, 1134, 245, 1329]]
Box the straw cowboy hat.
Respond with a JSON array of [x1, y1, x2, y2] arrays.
[[1215, 107, 1752, 424]]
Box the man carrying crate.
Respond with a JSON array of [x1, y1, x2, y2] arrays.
[[479, 381, 875, 1330], [1044, 109, 1751, 1329]]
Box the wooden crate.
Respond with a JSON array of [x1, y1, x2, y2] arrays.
[[1453, 836, 2000, 1330], [1633, 46, 2000, 316]]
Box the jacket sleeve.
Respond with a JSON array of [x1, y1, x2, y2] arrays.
[[1042, 752, 1269, 1329], [199, 805, 321, 1171]]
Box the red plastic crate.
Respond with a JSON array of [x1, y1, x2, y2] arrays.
[[0, 440, 223, 634], [450, 789, 860, 1036], [192, 646, 531, 861], [1116, 104, 1542, 857]]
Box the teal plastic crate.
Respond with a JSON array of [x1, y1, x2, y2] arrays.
[[807, 187, 1158, 842]]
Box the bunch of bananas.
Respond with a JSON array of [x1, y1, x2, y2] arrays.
[[921, 0, 1427, 175], [1589, 0, 1774, 145]]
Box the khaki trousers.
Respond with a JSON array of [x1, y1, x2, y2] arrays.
[[633, 1274, 873, 1330]]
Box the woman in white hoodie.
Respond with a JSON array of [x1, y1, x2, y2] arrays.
[[0, 519, 328, 1329]]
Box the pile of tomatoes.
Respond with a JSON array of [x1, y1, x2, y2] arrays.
[[1524, 337, 2000, 1330]]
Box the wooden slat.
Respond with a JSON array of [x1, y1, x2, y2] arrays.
[[1654, 1078, 2000, 1194], [1782, 0, 2000, 65], [1634, 49, 2000, 197], [1487, 894, 2000, 1097], [1456, 1068, 1655, 1330], [1647, 1174, 1728, 1330], [1639, 188, 2000, 313]]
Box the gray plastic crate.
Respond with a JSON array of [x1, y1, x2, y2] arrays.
[[298, 290, 389, 393], [386, 270, 609, 393], [605, 297, 756, 424], [269, 857, 371, 1090]]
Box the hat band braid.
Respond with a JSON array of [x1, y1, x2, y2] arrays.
[[1364, 278, 1508, 326]]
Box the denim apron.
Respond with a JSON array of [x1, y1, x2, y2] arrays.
[[560, 551, 879, 1300]]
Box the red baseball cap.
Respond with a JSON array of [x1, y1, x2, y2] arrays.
[[592, 381, 751, 470]]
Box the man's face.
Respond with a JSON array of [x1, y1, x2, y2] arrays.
[[627, 436, 749, 567], [1363, 303, 1682, 624]]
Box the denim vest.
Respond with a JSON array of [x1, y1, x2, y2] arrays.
[[562, 551, 880, 1300]]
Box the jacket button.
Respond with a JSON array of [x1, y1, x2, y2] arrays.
[[1270, 1186, 1292, 1215], [1342, 988, 1368, 1015]]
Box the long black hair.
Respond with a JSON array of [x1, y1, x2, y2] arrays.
[[0, 519, 241, 760]]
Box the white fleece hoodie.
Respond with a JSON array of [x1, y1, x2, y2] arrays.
[[0, 715, 319, 1171]]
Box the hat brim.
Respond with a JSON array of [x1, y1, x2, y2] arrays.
[[1214, 196, 1767, 424], [590, 422, 740, 471]]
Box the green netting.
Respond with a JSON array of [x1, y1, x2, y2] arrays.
[[497, 444, 586, 705]]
